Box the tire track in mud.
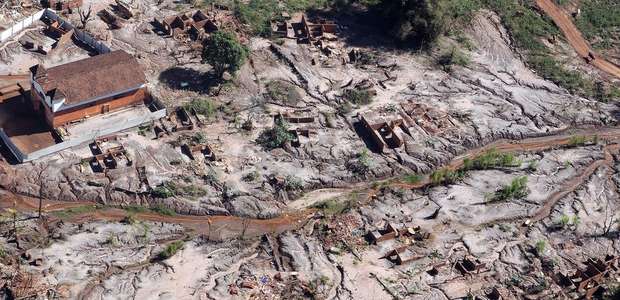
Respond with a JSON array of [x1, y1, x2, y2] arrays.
[[536, 0, 620, 79]]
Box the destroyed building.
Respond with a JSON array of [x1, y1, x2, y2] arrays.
[[42, 0, 83, 11], [154, 10, 217, 40], [29, 50, 147, 128]]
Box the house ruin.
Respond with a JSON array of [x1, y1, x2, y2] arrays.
[[358, 113, 411, 153], [42, 0, 83, 12], [154, 10, 218, 40]]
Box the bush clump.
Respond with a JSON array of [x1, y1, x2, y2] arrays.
[[489, 176, 529, 202], [185, 98, 218, 119], [256, 118, 295, 150], [343, 89, 374, 106], [151, 181, 208, 198], [437, 48, 470, 72], [157, 241, 184, 260], [266, 81, 302, 105]]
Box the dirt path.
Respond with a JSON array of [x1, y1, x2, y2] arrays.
[[536, 0, 620, 79]]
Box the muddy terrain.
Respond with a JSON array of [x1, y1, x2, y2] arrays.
[[0, 0, 619, 299]]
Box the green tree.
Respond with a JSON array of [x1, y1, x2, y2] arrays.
[[202, 31, 249, 78]]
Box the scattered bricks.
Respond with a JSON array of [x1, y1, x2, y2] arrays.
[[401, 101, 455, 135]]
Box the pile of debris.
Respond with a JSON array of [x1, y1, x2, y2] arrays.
[[556, 255, 619, 298], [367, 222, 431, 265]]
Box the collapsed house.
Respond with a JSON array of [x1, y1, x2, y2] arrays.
[[42, 0, 83, 11], [29, 50, 147, 128], [358, 113, 411, 153], [557, 255, 619, 298], [292, 14, 337, 44], [400, 101, 456, 135], [154, 10, 218, 40]]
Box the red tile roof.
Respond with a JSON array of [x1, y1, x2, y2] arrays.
[[32, 50, 145, 106]]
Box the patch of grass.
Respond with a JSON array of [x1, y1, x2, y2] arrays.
[[284, 175, 303, 191], [52, 205, 101, 219], [348, 149, 372, 175], [567, 135, 589, 147], [438, 48, 470, 72], [151, 181, 208, 198], [528, 55, 595, 97], [242, 170, 261, 182], [404, 173, 423, 184], [463, 149, 521, 170], [343, 89, 374, 106], [535, 239, 546, 255], [430, 168, 467, 185], [265, 81, 302, 105], [184, 98, 218, 119], [152, 205, 176, 216], [256, 118, 295, 150], [312, 199, 351, 215], [157, 241, 184, 260], [489, 176, 529, 202]]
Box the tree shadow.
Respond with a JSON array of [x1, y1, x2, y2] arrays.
[[305, 7, 423, 52], [158, 67, 219, 94]]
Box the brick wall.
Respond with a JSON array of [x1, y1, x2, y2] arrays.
[[44, 88, 146, 128]]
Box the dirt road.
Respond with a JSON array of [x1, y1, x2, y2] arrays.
[[536, 0, 620, 79]]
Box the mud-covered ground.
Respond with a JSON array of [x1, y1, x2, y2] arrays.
[[0, 0, 619, 299]]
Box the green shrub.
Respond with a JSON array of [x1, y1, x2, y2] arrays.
[[284, 175, 303, 191], [438, 48, 470, 72], [430, 168, 466, 185], [256, 118, 295, 149], [312, 199, 351, 215], [535, 240, 546, 255], [242, 170, 261, 182], [567, 135, 587, 147], [185, 98, 217, 119], [348, 149, 372, 175], [266, 81, 302, 105], [151, 181, 207, 198], [464, 149, 520, 170], [343, 89, 374, 106], [404, 173, 422, 184], [490, 176, 529, 202], [152, 205, 176, 216], [157, 241, 184, 260]]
